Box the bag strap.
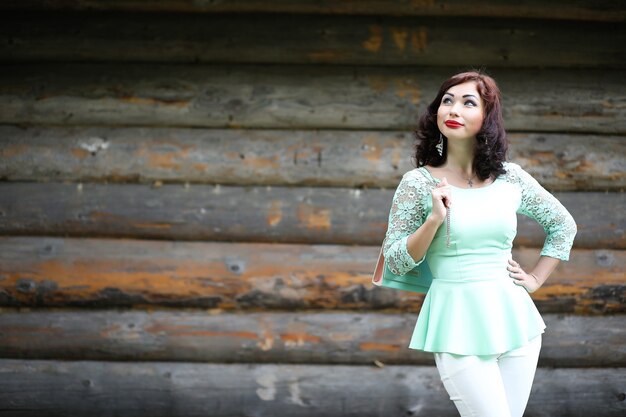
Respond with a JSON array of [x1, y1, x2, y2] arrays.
[[372, 246, 385, 285]]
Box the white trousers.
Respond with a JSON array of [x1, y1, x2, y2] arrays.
[[433, 335, 542, 417]]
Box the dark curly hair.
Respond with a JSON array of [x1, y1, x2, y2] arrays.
[[413, 70, 508, 181]]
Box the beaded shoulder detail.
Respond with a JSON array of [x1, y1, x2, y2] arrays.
[[382, 168, 437, 275], [500, 162, 577, 260]]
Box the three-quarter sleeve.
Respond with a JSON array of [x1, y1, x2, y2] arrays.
[[509, 163, 577, 261], [382, 171, 430, 275]]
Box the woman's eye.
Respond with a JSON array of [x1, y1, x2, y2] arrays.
[[465, 100, 477, 107], [442, 97, 452, 104]]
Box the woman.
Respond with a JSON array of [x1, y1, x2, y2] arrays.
[[382, 71, 577, 417]]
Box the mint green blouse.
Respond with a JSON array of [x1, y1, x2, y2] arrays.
[[383, 162, 577, 355]]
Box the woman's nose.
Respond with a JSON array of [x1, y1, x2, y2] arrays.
[[449, 107, 460, 117]]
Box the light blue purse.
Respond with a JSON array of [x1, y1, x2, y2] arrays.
[[372, 246, 433, 293]]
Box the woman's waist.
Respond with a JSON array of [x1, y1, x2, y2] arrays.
[[428, 252, 512, 283]]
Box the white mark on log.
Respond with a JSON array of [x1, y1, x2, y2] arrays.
[[213, 184, 221, 194], [225, 256, 246, 275], [407, 401, 424, 414], [351, 189, 361, 198], [79, 137, 110, 154], [256, 372, 276, 401], [257, 334, 274, 351], [257, 319, 275, 352], [595, 250, 615, 267], [284, 338, 304, 348], [76, 183, 83, 193], [288, 381, 308, 407]]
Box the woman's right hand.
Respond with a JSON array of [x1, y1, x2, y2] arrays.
[[429, 177, 452, 225]]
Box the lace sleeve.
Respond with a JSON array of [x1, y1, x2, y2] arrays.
[[382, 170, 431, 275], [507, 163, 577, 261]]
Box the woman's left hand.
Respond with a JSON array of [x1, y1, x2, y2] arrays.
[[507, 259, 541, 293]]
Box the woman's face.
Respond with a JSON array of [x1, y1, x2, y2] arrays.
[[437, 81, 485, 142]]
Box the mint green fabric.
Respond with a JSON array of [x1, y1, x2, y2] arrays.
[[382, 162, 577, 355]]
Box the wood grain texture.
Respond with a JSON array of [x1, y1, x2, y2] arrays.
[[1, 310, 624, 367], [1, 64, 623, 133], [0, 237, 623, 313], [1, 126, 624, 191], [0, 182, 622, 248], [0, 359, 624, 417], [1, 12, 624, 68], [1, 0, 624, 21]]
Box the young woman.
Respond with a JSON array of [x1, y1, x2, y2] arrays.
[[382, 71, 577, 417]]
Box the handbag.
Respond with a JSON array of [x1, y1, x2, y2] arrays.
[[371, 246, 433, 293]]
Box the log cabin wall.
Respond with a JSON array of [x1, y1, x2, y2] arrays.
[[0, 1, 624, 416]]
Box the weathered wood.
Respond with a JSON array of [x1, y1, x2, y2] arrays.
[[0, 237, 623, 313], [1, 64, 624, 133], [1, 125, 623, 191], [0, 359, 624, 417], [1, 310, 623, 367], [1, 0, 624, 22], [0, 183, 622, 248], [1, 12, 624, 68]]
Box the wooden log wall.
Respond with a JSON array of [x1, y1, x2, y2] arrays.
[[0, 1, 624, 416]]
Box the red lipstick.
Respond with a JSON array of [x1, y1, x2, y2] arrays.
[[445, 120, 463, 128]]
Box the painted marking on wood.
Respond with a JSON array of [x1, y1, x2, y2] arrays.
[[411, 0, 435, 8], [297, 203, 332, 230], [391, 27, 409, 51], [394, 78, 421, 104], [411, 27, 428, 52], [361, 135, 383, 162], [267, 201, 283, 227], [360, 342, 402, 352], [362, 24, 383, 52], [280, 333, 321, 347], [120, 96, 189, 108], [0, 144, 28, 158]]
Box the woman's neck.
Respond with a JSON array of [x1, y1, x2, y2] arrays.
[[444, 140, 475, 176]]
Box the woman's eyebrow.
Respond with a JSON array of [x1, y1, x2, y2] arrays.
[[443, 92, 478, 99]]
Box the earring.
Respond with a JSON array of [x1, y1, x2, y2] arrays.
[[436, 133, 444, 157]]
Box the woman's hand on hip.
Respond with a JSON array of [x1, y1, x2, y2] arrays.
[[508, 259, 541, 293], [429, 177, 452, 225]]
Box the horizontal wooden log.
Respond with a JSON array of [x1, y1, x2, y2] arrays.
[[0, 183, 622, 248], [1, 12, 624, 68], [0, 359, 624, 417], [1, 0, 624, 22], [1, 310, 624, 367], [0, 237, 623, 313], [1, 65, 624, 134], [1, 126, 624, 191]]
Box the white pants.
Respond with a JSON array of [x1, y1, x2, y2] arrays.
[[433, 335, 542, 417]]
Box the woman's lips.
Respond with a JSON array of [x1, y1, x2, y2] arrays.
[[444, 120, 463, 128]]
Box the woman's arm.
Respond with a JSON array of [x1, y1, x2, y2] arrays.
[[506, 162, 577, 292], [508, 256, 560, 293], [383, 172, 451, 275], [406, 177, 451, 262], [512, 163, 577, 261]]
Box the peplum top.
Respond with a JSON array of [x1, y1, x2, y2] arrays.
[[382, 162, 577, 355]]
